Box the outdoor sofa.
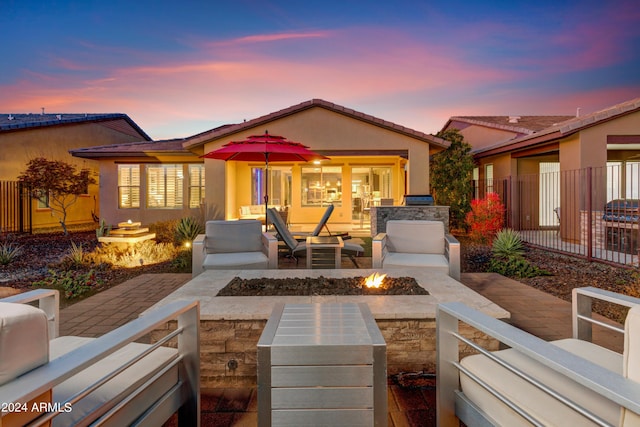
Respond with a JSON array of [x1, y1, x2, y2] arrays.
[[0, 289, 200, 427], [372, 220, 460, 280], [437, 286, 640, 426], [239, 204, 266, 222], [192, 219, 278, 277]]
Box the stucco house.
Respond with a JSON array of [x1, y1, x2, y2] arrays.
[[442, 97, 640, 244], [0, 113, 150, 232], [71, 99, 449, 230]]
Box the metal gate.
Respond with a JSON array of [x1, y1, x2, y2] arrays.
[[0, 181, 32, 233]]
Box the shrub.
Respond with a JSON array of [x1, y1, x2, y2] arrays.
[[175, 217, 204, 245], [63, 241, 86, 268], [33, 269, 102, 299], [488, 257, 549, 278], [87, 240, 180, 268], [0, 236, 22, 265], [491, 229, 525, 259], [466, 193, 505, 244], [149, 220, 180, 244], [96, 219, 111, 238], [171, 248, 192, 272], [488, 227, 549, 278]]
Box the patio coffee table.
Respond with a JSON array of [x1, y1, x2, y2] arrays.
[[306, 236, 344, 269]]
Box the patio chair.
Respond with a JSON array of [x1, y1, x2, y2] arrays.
[[289, 204, 335, 240], [192, 219, 278, 277], [372, 220, 460, 280], [437, 286, 640, 427], [0, 289, 200, 427], [267, 208, 364, 267]]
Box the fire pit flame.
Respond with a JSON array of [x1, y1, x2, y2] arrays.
[[364, 272, 387, 289]]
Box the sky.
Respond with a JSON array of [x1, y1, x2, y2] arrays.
[[1, 0, 639, 140]]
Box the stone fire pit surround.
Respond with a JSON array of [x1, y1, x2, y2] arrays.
[[147, 268, 509, 388]]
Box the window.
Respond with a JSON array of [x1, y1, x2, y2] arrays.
[[301, 166, 342, 207], [118, 165, 140, 208], [37, 191, 50, 209], [146, 164, 183, 208], [607, 162, 622, 200], [251, 166, 292, 207], [539, 162, 560, 227], [625, 162, 640, 199], [472, 167, 479, 199], [485, 164, 494, 195], [189, 164, 205, 208]]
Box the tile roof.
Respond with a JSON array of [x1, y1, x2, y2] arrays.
[[70, 138, 191, 159], [0, 113, 152, 140], [473, 97, 640, 157], [182, 99, 449, 149], [446, 115, 575, 135]]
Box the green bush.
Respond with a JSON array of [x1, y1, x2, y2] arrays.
[[171, 248, 192, 272], [0, 237, 22, 265], [488, 228, 548, 278], [488, 257, 549, 278], [175, 217, 204, 245], [149, 219, 180, 244], [63, 241, 87, 268], [491, 228, 525, 259], [33, 269, 102, 299]]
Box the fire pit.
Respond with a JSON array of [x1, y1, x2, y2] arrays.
[[147, 268, 509, 388], [217, 273, 428, 296]]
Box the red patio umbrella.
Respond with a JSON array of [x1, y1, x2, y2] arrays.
[[202, 131, 329, 222]]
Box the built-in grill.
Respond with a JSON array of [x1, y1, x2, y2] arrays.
[[602, 199, 640, 223], [603, 199, 640, 254], [403, 194, 434, 206]]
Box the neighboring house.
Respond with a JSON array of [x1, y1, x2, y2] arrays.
[[71, 99, 449, 229], [442, 97, 640, 244], [0, 113, 151, 232], [442, 115, 574, 153]]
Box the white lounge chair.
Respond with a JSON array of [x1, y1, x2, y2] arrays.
[[192, 219, 278, 277], [0, 289, 200, 427], [372, 220, 460, 280], [437, 286, 640, 427]]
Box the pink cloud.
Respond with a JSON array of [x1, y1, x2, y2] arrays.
[[0, 25, 636, 139], [216, 31, 331, 45]]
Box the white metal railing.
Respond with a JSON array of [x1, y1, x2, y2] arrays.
[[436, 287, 640, 427]]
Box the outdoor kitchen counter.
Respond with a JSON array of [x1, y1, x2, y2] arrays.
[[145, 268, 509, 321]]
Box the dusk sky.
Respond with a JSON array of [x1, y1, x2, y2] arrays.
[[2, 0, 639, 140]]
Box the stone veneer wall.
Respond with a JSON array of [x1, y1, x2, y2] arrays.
[[152, 317, 499, 388], [370, 206, 450, 236]]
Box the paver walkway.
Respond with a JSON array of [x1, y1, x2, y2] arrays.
[[55, 269, 626, 426]]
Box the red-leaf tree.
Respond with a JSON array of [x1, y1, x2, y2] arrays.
[[18, 157, 96, 235]]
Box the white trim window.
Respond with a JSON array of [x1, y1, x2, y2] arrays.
[[146, 164, 183, 209], [485, 164, 494, 195], [118, 165, 140, 209], [189, 164, 205, 208]]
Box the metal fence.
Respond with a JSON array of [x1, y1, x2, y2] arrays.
[[0, 181, 32, 234], [474, 165, 640, 267]]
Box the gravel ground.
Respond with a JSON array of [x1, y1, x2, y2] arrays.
[[1, 230, 638, 320], [460, 235, 638, 322]]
